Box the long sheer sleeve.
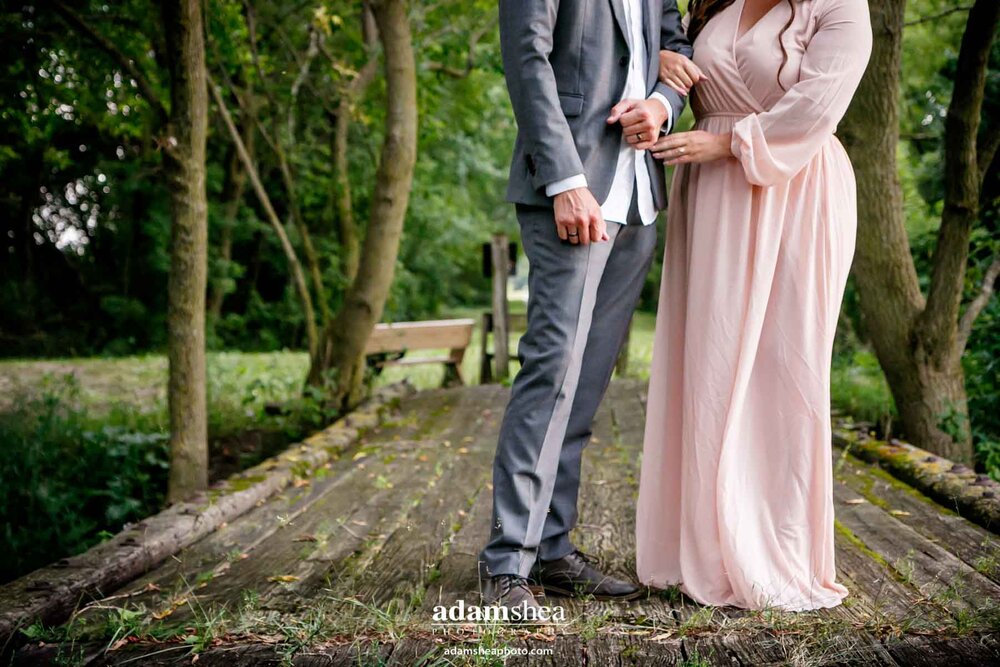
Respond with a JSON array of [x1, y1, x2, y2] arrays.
[[730, 0, 872, 187]]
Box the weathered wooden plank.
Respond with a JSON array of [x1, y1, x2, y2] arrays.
[[833, 479, 1000, 617], [92, 437, 436, 628], [253, 443, 445, 612], [360, 386, 468, 441], [419, 482, 494, 613], [683, 634, 780, 666], [836, 451, 1000, 586], [512, 635, 583, 666], [563, 382, 677, 631], [324, 386, 505, 613], [680, 628, 906, 666], [831, 528, 947, 628], [84, 640, 393, 666], [384, 637, 441, 666], [881, 634, 1000, 667], [189, 389, 488, 616], [586, 633, 685, 665]]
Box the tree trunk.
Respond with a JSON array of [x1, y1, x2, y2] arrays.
[[273, 139, 331, 324], [161, 0, 209, 501], [332, 98, 362, 282], [839, 0, 998, 463], [331, 5, 379, 283], [307, 0, 418, 408], [208, 77, 321, 358], [208, 102, 256, 323]]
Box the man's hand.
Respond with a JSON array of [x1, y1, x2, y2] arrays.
[[553, 187, 609, 245], [608, 99, 669, 151]]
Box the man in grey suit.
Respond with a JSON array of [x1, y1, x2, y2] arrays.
[[481, 0, 692, 608]]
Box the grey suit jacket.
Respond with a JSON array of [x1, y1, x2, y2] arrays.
[[499, 0, 692, 209]]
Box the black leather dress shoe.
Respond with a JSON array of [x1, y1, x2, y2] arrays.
[[531, 550, 642, 601]]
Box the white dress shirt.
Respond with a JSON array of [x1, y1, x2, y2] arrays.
[[545, 0, 672, 226]]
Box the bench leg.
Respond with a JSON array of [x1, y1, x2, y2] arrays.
[[442, 347, 466, 388], [442, 363, 463, 387], [479, 312, 493, 384]]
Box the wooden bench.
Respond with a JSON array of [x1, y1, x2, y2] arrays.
[[364, 319, 475, 387]]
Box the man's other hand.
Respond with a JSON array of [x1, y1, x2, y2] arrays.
[[553, 187, 609, 245], [607, 99, 669, 151]]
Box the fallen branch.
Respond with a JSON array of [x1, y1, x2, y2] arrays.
[[834, 425, 1000, 534]]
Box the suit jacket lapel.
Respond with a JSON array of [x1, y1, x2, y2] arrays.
[[609, 0, 631, 50]]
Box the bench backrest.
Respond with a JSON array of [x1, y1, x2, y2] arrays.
[[364, 319, 475, 354]]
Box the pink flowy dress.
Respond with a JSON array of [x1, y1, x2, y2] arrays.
[[636, 0, 872, 611]]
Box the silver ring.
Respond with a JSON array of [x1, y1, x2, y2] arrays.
[[678, 147, 686, 155], [567, 232, 579, 237], [637, 133, 645, 141]]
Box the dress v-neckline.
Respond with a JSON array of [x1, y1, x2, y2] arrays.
[[734, 0, 784, 44]]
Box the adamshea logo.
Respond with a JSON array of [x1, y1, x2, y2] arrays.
[[432, 600, 568, 625]]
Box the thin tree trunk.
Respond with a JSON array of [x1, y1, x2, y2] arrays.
[[307, 0, 418, 408], [208, 76, 320, 358], [162, 0, 209, 502], [272, 140, 330, 324], [330, 4, 379, 283], [208, 101, 256, 322]]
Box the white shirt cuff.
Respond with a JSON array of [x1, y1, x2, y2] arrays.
[[545, 174, 588, 197], [649, 92, 673, 134]]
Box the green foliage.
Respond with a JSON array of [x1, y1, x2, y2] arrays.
[[831, 350, 896, 429], [0, 374, 169, 581], [965, 291, 1000, 479], [0, 352, 329, 582]]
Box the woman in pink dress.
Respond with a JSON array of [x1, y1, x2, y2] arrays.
[[635, 0, 872, 611]]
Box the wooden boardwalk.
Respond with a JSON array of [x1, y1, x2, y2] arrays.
[[11, 381, 1000, 666]]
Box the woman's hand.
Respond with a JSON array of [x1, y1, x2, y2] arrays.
[[659, 50, 707, 97], [651, 131, 733, 166]]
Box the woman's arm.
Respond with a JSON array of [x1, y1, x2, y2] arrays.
[[651, 0, 872, 183], [730, 0, 872, 185]]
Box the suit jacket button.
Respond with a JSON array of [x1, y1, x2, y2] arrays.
[[619, 55, 629, 66]]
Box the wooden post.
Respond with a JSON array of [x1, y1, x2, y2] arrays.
[[490, 234, 510, 382], [615, 315, 632, 377], [479, 311, 493, 384]]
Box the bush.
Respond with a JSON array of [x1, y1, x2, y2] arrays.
[[0, 375, 169, 582]]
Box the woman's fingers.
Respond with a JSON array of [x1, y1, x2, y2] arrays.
[[653, 146, 683, 160], [674, 68, 695, 89], [655, 133, 687, 151], [683, 59, 708, 83], [653, 133, 692, 160]]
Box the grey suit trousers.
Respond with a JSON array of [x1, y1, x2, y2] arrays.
[[481, 191, 657, 578]]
